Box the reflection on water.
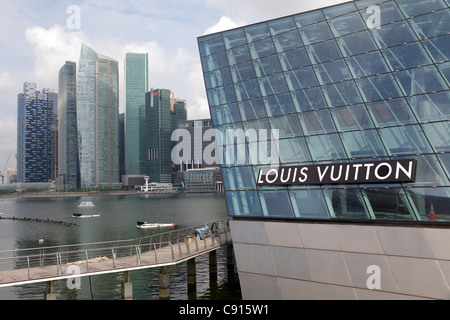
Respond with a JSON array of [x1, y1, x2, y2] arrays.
[[0, 193, 241, 300]]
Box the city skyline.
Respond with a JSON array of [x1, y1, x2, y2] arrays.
[[0, 0, 351, 174]]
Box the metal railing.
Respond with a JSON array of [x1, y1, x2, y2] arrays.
[[0, 219, 231, 281]]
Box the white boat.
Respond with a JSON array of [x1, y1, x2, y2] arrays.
[[137, 221, 175, 229], [137, 177, 178, 195], [78, 201, 95, 208], [73, 213, 101, 219]]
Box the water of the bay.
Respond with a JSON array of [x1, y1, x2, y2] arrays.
[[0, 193, 241, 300]]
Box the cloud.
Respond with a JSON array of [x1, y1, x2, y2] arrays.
[[25, 25, 84, 90], [204, 16, 240, 35]]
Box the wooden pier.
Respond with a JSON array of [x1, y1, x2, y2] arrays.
[[0, 220, 233, 300]]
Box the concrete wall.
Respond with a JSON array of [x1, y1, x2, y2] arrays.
[[230, 220, 450, 300]]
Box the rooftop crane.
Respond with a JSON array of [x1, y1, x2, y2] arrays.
[[0, 154, 11, 184]]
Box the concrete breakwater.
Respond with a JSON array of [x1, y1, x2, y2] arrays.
[[0, 216, 79, 227]]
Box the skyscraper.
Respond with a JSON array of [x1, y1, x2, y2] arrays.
[[58, 61, 80, 190], [146, 89, 187, 183], [77, 43, 120, 188], [17, 82, 57, 183], [125, 53, 149, 176]]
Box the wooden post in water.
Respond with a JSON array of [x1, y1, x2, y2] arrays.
[[159, 266, 170, 300], [209, 250, 217, 281], [121, 271, 132, 300], [45, 281, 56, 300], [187, 258, 196, 299]]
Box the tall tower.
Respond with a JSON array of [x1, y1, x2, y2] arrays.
[[146, 89, 187, 183], [77, 43, 120, 188], [125, 53, 149, 175], [17, 82, 56, 183], [58, 61, 80, 190]]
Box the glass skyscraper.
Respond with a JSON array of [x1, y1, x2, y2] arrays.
[[146, 89, 187, 183], [125, 53, 149, 175], [17, 82, 57, 183], [77, 43, 120, 188], [58, 61, 80, 190], [199, 0, 450, 300]]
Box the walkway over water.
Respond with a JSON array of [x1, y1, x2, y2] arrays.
[[0, 220, 232, 289]]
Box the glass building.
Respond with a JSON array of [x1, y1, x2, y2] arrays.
[[17, 82, 57, 183], [77, 43, 120, 189], [58, 61, 80, 190], [198, 0, 450, 300], [125, 53, 149, 175], [146, 89, 187, 183]]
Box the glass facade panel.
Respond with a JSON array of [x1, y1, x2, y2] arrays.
[[254, 55, 283, 77], [371, 21, 418, 48], [410, 10, 450, 40], [408, 187, 450, 222], [299, 109, 337, 135], [329, 11, 366, 37], [364, 188, 417, 221], [382, 43, 433, 71], [332, 104, 374, 131], [222, 166, 256, 190], [346, 51, 390, 78], [408, 92, 450, 122], [198, 0, 450, 224], [223, 29, 247, 49], [314, 59, 352, 85], [337, 31, 378, 57], [269, 115, 303, 138], [268, 17, 297, 35], [259, 190, 295, 218], [322, 188, 371, 220], [322, 81, 363, 107], [356, 74, 403, 102], [239, 98, 267, 121], [291, 87, 328, 112], [306, 134, 347, 161], [285, 67, 318, 91], [359, 1, 404, 25], [225, 191, 262, 217], [277, 137, 311, 164], [379, 125, 433, 155], [307, 40, 342, 64], [422, 35, 450, 63], [258, 74, 289, 96], [249, 37, 276, 59], [366, 98, 417, 127], [273, 30, 304, 52], [290, 189, 331, 219], [341, 130, 387, 159], [394, 65, 448, 96], [264, 93, 296, 117], [422, 122, 450, 153], [299, 21, 334, 45], [278, 47, 310, 71], [230, 61, 257, 82]]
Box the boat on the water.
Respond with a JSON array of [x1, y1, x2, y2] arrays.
[[137, 176, 178, 195], [78, 201, 95, 208], [73, 213, 101, 218], [136, 221, 175, 229]]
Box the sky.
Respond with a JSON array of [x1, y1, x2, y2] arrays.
[[0, 0, 350, 174]]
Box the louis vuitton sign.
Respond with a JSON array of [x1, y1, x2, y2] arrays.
[[257, 160, 417, 186]]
